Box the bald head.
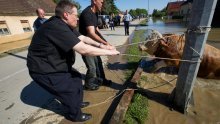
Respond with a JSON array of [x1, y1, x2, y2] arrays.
[[36, 8, 45, 18]]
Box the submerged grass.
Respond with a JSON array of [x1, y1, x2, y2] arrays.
[[123, 29, 149, 124], [124, 93, 148, 124], [139, 19, 148, 26], [126, 29, 146, 64]]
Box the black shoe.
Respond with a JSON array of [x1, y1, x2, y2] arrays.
[[84, 83, 99, 90], [68, 113, 92, 122], [102, 79, 112, 86], [81, 102, 90, 108]]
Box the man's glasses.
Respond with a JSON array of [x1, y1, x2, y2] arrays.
[[67, 11, 78, 18]]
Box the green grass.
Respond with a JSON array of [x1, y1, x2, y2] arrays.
[[124, 93, 148, 124], [125, 29, 147, 76], [138, 75, 148, 86], [139, 19, 148, 26], [123, 29, 149, 124]]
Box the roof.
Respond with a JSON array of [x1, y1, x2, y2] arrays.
[[0, 0, 56, 16], [167, 1, 185, 10]]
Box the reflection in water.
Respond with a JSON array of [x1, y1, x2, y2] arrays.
[[137, 18, 186, 34]]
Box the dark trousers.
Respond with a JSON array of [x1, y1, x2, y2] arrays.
[[82, 55, 106, 85], [124, 21, 130, 35], [110, 22, 115, 30], [29, 69, 83, 120]]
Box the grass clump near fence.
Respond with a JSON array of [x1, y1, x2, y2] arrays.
[[124, 93, 148, 124], [123, 29, 149, 124]]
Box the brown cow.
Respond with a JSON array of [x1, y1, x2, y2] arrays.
[[139, 30, 220, 79]]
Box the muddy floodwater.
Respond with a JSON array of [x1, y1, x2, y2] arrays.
[[136, 18, 220, 124]]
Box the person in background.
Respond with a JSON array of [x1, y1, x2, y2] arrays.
[[109, 13, 115, 30], [116, 14, 121, 26], [104, 15, 109, 29], [123, 10, 132, 35], [33, 8, 47, 31], [79, 0, 114, 90], [27, 1, 119, 122]]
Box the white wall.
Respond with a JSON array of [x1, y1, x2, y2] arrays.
[[0, 16, 51, 44]]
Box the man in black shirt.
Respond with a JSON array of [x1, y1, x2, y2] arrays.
[[79, 0, 113, 90], [27, 1, 119, 122]]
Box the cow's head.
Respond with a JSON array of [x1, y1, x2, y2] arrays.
[[139, 30, 185, 55], [139, 30, 163, 55]]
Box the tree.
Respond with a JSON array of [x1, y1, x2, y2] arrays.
[[102, 0, 119, 15], [129, 9, 137, 17], [152, 9, 165, 17], [129, 8, 148, 17]]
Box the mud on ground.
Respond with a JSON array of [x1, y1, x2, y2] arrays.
[[137, 71, 220, 124]]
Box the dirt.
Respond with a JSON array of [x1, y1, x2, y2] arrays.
[[138, 71, 220, 124]]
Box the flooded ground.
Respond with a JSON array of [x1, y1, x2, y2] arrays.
[[136, 18, 220, 124]]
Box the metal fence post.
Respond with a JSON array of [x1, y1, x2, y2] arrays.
[[173, 0, 217, 113]]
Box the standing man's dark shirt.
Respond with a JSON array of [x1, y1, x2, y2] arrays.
[[27, 16, 80, 74], [79, 6, 105, 40], [79, 6, 110, 90], [79, 6, 97, 35]]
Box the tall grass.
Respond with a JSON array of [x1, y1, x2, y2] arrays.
[[123, 29, 149, 124]]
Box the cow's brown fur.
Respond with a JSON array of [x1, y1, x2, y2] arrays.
[[140, 33, 220, 79]]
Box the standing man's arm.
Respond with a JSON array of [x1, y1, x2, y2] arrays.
[[95, 27, 107, 41], [78, 35, 115, 50], [129, 14, 132, 21], [73, 41, 119, 56], [86, 26, 111, 46]]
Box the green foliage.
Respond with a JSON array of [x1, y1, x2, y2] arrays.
[[124, 93, 148, 124], [126, 30, 147, 63], [124, 29, 148, 80], [152, 9, 166, 17], [102, 0, 119, 15], [129, 9, 148, 17], [123, 28, 149, 124]]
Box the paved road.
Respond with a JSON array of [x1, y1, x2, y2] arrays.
[[0, 19, 145, 123]]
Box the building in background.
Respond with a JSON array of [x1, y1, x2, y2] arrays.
[[166, 1, 185, 19], [180, 0, 193, 22], [0, 0, 55, 44]]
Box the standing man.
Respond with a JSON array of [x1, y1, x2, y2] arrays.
[[33, 8, 47, 31], [123, 10, 132, 35], [109, 13, 115, 30], [116, 14, 121, 26], [79, 0, 113, 90], [27, 1, 119, 122]]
